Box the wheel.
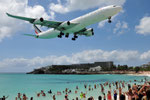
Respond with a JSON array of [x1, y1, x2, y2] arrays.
[[65, 33, 69, 38], [108, 20, 112, 23], [60, 32, 64, 35], [72, 38, 76, 41], [58, 35, 62, 38], [92, 32, 94, 35], [74, 35, 78, 38], [65, 35, 69, 38]]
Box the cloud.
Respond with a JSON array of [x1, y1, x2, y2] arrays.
[[49, 0, 126, 14], [113, 21, 128, 35], [0, 0, 54, 42], [98, 20, 107, 28], [0, 49, 150, 72], [135, 16, 150, 35], [140, 50, 150, 60]]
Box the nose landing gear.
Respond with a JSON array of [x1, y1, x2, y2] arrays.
[[108, 16, 112, 23]]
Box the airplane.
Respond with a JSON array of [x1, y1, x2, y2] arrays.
[[6, 5, 122, 41]]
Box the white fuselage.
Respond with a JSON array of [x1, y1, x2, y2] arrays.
[[38, 5, 122, 39]]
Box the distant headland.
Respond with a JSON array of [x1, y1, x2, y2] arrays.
[[27, 61, 150, 75]]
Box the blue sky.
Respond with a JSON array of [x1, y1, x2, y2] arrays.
[[0, 0, 150, 72]]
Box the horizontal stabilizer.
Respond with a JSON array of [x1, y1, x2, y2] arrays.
[[23, 34, 36, 37]]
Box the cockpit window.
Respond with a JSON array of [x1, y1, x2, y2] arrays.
[[113, 5, 116, 7]]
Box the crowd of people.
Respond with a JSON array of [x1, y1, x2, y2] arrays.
[[1, 78, 150, 100]]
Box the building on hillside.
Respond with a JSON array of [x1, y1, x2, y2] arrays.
[[141, 62, 150, 67], [89, 66, 102, 72], [94, 61, 113, 69]]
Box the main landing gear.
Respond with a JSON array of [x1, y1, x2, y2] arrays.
[[58, 32, 64, 38], [57, 32, 78, 41], [108, 16, 112, 23], [65, 33, 69, 38], [72, 34, 78, 41]]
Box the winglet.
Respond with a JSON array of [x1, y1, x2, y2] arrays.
[[6, 12, 10, 16], [6, 13, 14, 17], [6, 13, 35, 23]]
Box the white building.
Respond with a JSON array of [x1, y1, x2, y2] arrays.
[[89, 66, 102, 72], [141, 62, 150, 67]]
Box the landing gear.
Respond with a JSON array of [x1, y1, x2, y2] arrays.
[[92, 32, 94, 35], [108, 16, 112, 23], [72, 34, 78, 41], [60, 32, 64, 35], [58, 32, 64, 38], [65, 33, 69, 38], [72, 38, 76, 41], [57, 35, 62, 38], [74, 35, 78, 38]]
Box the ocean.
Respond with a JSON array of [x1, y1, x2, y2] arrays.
[[0, 74, 149, 100]]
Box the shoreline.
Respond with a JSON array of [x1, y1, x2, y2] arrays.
[[27, 71, 150, 76]]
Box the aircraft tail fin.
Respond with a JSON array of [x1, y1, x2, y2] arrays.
[[33, 24, 42, 35]]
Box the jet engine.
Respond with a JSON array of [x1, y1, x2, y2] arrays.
[[33, 17, 44, 24], [84, 28, 94, 37], [59, 21, 70, 27]]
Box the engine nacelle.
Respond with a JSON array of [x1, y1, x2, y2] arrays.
[[84, 28, 94, 37], [59, 21, 70, 27], [33, 17, 44, 24]]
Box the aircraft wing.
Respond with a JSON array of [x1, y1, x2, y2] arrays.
[[6, 13, 78, 30]]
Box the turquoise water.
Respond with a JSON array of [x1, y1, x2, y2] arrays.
[[0, 74, 149, 100]]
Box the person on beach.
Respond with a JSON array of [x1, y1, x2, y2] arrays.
[[128, 84, 131, 90], [98, 96, 102, 100], [65, 93, 68, 98], [80, 92, 84, 99], [107, 90, 112, 100], [53, 95, 56, 100], [120, 93, 126, 100], [76, 86, 78, 90], [88, 96, 94, 100], [138, 84, 150, 100], [0, 96, 9, 100], [57, 91, 61, 95], [132, 83, 138, 91], [84, 84, 87, 89], [94, 84, 97, 89], [126, 88, 134, 100], [142, 90, 150, 100], [30, 97, 33, 100], [42, 93, 46, 97], [115, 82, 118, 89], [22, 94, 28, 100], [17, 93, 21, 99], [48, 89, 52, 94], [75, 90, 77, 94], [109, 83, 111, 89], [37, 93, 40, 97], [100, 84, 104, 93], [114, 90, 117, 100], [76, 97, 78, 100], [103, 93, 106, 100], [64, 95, 69, 100]]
